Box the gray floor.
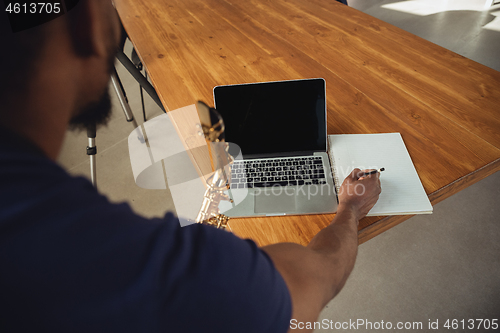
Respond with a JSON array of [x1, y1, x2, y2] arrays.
[[317, 1, 500, 332], [57, 1, 500, 332]]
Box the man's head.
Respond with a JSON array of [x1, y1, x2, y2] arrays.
[[0, 0, 121, 157]]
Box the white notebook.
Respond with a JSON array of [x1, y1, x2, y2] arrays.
[[328, 133, 433, 216]]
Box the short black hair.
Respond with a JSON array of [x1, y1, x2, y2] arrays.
[[0, 0, 85, 111], [0, 14, 47, 108]]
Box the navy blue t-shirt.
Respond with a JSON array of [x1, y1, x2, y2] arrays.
[[0, 131, 291, 332]]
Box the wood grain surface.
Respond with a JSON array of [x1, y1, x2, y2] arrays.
[[114, 0, 500, 246]]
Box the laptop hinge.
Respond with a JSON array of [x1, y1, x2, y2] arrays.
[[242, 150, 317, 159]]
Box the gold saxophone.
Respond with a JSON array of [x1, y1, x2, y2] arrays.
[[195, 101, 234, 229]]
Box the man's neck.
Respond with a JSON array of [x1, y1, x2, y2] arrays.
[[14, 122, 68, 161], [1, 89, 74, 161]]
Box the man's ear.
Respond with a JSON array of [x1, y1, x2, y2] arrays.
[[68, 0, 108, 58]]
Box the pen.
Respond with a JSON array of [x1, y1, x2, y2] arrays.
[[362, 168, 385, 177]]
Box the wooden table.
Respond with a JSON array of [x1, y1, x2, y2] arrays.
[[114, 0, 500, 246]]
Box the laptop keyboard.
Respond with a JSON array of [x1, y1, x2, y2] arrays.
[[229, 156, 327, 189]]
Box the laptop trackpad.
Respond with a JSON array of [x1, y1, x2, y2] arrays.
[[254, 188, 296, 214]]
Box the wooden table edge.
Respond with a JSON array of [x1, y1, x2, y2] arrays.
[[358, 158, 500, 244]]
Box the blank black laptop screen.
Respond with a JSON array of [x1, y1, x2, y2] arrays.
[[213, 78, 326, 158]]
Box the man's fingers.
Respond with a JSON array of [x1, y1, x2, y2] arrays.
[[347, 168, 382, 184], [357, 169, 380, 181], [350, 168, 362, 180]]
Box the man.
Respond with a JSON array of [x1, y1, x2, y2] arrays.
[[0, 1, 381, 332]]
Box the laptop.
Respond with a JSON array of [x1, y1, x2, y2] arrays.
[[213, 78, 338, 217]]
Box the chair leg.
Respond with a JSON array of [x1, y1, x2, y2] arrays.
[[139, 71, 150, 122], [131, 47, 148, 122], [111, 67, 139, 129], [116, 50, 165, 113], [88, 68, 141, 188], [87, 122, 97, 188]]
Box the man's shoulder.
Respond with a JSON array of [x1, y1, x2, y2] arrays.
[[0, 144, 97, 211], [0, 147, 292, 333]]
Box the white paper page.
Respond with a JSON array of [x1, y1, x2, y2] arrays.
[[328, 133, 432, 216]]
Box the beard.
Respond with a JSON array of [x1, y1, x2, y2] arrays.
[[69, 32, 118, 132], [68, 89, 112, 132]]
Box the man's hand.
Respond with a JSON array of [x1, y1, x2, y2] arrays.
[[262, 168, 382, 332], [337, 168, 381, 221]]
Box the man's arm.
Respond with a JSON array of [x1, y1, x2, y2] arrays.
[[262, 168, 381, 332]]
